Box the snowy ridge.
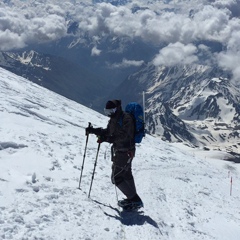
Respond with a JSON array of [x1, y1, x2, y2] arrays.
[[0, 67, 240, 240], [8, 51, 51, 70], [117, 63, 240, 153], [1, 51, 51, 70]]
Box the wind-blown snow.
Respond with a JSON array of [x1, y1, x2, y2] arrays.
[[0, 67, 240, 240]]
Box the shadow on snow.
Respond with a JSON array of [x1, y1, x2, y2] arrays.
[[93, 200, 160, 229]]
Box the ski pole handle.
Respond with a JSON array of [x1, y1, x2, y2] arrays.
[[86, 122, 92, 136]]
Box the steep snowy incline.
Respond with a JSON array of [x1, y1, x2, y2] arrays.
[[0, 67, 240, 240]]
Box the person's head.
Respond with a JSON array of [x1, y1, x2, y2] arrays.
[[104, 100, 122, 117]]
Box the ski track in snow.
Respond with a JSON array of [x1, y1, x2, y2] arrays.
[[0, 67, 240, 240]]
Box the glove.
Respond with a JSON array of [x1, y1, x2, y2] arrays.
[[97, 135, 106, 143], [85, 125, 94, 135]]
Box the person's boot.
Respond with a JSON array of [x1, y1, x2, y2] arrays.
[[118, 194, 143, 210]]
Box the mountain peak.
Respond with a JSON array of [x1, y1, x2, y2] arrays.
[[118, 63, 240, 154]]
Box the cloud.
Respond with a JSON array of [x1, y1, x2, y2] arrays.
[[76, 1, 239, 80], [212, 0, 240, 18], [191, 5, 233, 42], [91, 46, 102, 56], [216, 24, 240, 81], [72, 1, 239, 60], [1, 1, 238, 49], [153, 42, 198, 67], [0, 29, 26, 51], [0, 4, 68, 51], [26, 14, 67, 42], [110, 58, 144, 68], [217, 50, 240, 82], [0, 0, 240, 81]]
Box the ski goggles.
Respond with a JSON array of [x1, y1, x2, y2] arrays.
[[104, 107, 117, 116]]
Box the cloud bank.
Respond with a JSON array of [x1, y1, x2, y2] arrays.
[[0, 0, 240, 80], [153, 42, 198, 67], [0, 2, 68, 51]]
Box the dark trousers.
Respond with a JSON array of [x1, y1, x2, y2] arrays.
[[111, 148, 137, 199]]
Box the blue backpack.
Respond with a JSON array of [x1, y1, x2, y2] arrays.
[[120, 102, 145, 143]]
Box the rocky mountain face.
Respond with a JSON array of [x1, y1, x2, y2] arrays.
[[113, 63, 240, 154], [0, 50, 107, 107], [33, 34, 155, 87]]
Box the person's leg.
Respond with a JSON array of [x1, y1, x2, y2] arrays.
[[111, 151, 139, 200]]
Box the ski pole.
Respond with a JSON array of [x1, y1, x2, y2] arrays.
[[88, 142, 101, 198], [78, 122, 92, 189]]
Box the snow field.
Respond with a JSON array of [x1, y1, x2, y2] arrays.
[[0, 67, 240, 240]]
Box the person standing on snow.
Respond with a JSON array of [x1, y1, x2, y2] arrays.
[[85, 99, 143, 210]]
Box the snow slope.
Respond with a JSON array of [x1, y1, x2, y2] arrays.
[[0, 67, 240, 240]]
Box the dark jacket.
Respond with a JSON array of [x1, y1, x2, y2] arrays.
[[97, 108, 135, 151]]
